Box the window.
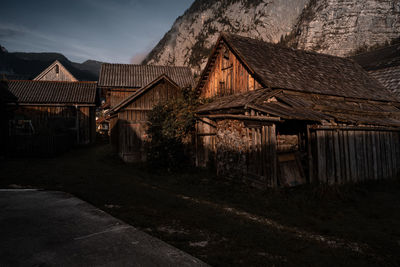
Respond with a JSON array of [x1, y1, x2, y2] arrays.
[[55, 64, 59, 74]]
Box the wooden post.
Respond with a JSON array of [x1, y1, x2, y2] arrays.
[[307, 125, 314, 184]]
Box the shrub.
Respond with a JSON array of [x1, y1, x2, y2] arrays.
[[146, 87, 201, 171]]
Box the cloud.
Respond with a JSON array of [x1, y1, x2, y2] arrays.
[[0, 24, 27, 39], [0, 28, 21, 39]]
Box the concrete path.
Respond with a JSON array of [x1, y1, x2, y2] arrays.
[[0, 189, 208, 267]]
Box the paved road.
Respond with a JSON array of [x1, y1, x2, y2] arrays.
[[0, 189, 208, 267]]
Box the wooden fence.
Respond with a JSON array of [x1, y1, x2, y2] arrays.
[[308, 126, 400, 184], [7, 133, 74, 157]]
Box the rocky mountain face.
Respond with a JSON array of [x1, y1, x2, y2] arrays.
[[143, 0, 400, 73], [283, 0, 400, 57]]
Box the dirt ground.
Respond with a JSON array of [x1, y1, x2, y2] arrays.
[[1, 144, 400, 266]]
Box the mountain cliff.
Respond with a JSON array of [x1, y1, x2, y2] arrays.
[[143, 0, 400, 73]]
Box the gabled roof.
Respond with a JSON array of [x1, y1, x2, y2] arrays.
[[197, 33, 397, 102], [197, 88, 400, 127], [98, 63, 193, 89], [6, 80, 97, 105], [34, 60, 78, 81], [109, 74, 180, 114]]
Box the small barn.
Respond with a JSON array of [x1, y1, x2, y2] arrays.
[[98, 63, 193, 108], [108, 75, 186, 162], [196, 33, 400, 187], [6, 80, 97, 154], [34, 60, 78, 82]]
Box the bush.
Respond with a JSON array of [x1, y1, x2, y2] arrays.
[[146, 87, 200, 171]]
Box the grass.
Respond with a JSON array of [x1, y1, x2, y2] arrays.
[[1, 144, 400, 266]]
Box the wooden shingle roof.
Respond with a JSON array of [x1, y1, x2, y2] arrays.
[[98, 64, 194, 89], [6, 80, 97, 105], [198, 33, 397, 102], [352, 44, 400, 97], [197, 88, 400, 127], [368, 66, 400, 97]]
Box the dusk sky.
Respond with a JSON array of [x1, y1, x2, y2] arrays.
[[0, 0, 194, 64]]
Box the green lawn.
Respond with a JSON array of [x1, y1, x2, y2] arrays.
[[1, 144, 400, 266]]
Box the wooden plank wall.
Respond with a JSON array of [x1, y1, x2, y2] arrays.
[[201, 43, 262, 99], [110, 89, 137, 107], [35, 64, 76, 82], [77, 106, 94, 145], [196, 118, 216, 168], [117, 80, 181, 162], [109, 116, 119, 151], [309, 127, 400, 184], [245, 124, 278, 188], [14, 105, 95, 145], [118, 122, 145, 162]]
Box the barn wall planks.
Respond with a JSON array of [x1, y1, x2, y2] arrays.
[[310, 127, 400, 183], [195, 118, 216, 168], [110, 89, 137, 107], [13, 105, 95, 145], [201, 42, 262, 99], [34, 62, 77, 82], [114, 80, 181, 162]]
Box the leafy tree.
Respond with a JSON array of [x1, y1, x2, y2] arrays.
[[146, 87, 201, 171]]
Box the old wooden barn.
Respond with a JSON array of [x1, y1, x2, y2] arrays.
[[34, 60, 78, 82], [6, 80, 97, 155], [196, 33, 400, 187], [107, 74, 192, 162], [98, 63, 193, 108]]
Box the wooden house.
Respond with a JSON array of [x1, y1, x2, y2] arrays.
[[108, 74, 187, 162], [98, 63, 193, 108], [6, 80, 97, 147], [196, 33, 400, 187], [34, 60, 78, 82], [352, 43, 400, 96], [0, 80, 17, 159]]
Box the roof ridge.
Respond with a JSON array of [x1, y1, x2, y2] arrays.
[[101, 63, 191, 69], [8, 80, 97, 84]]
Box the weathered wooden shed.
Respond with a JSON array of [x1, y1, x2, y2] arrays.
[[196, 33, 400, 187], [6, 80, 97, 149], [98, 63, 193, 108], [34, 60, 78, 82], [108, 75, 185, 162]]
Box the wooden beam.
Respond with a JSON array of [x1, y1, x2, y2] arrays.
[[310, 125, 400, 132], [200, 114, 281, 122]]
